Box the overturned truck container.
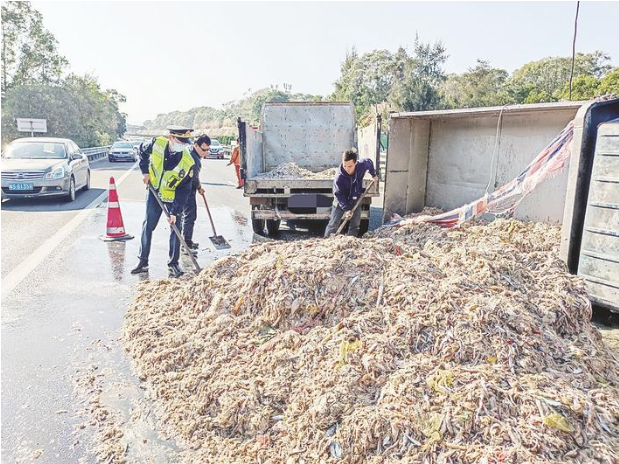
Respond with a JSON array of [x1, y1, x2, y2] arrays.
[[383, 98, 619, 311]]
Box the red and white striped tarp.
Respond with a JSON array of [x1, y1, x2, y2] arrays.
[[386, 121, 575, 229]]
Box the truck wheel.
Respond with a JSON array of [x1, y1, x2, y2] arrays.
[[252, 218, 265, 235], [266, 219, 280, 236]]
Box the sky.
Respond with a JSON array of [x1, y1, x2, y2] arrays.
[[32, 1, 619, 125]]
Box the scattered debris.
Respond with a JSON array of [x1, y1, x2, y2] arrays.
[[74, 356, 128, 464], [255, 162, 337, 179], [123, 219, 619, 463]]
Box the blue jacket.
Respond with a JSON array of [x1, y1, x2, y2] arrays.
[[188, 147, 202, 190], [333, 158, 377, 211]]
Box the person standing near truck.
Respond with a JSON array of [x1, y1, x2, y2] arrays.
[[181, 134, 211, 251], [131, 125, 196, 278], [228, 138, 244, 189], [324, 149, 379, 237]]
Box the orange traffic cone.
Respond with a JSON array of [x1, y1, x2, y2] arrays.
[[100, 176, 134, 241]]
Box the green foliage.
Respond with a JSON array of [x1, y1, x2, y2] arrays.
[[1, 2, 126, 147], [214, 135, 236, 145], [389, 39, 448, 112], [597, 68, 619, 96], [142, 86, 324, 136], [559, 74, 601, 100], [553, 67, 619, 101], [1, 1, 68, 92], [332, 47, 399, 117], [332, 38, 448, 116], [442, 60, 513, 108], [506, 52, 611, 103], [1, 76, 127, 147]]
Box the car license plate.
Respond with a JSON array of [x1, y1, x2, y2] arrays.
[[9, 182, 34, 191]]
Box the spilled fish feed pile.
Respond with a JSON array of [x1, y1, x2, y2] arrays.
[[255, 162, 338, 179], [123, 219, 619, 463]]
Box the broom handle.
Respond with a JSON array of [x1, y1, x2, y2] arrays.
[[200, 191, 218, 237], [147, 185, 201, 272]]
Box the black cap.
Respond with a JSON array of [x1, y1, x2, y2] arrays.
[[166, 125, 193, 141]]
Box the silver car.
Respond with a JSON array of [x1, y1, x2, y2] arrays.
[[109, 141, 138, 162], [1, 137, 90, 202], [206, 139, 225, 159]]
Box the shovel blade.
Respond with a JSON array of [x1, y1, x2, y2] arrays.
[[210, 235, 231, 250]]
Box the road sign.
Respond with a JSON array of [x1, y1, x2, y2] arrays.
[[16, 118, 47, 136]]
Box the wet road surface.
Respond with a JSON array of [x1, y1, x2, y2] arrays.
[[1, 157, 260, 462]]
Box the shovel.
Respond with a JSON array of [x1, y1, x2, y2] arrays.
[[147, 185, 201, 272], [199, 191, 231, 249], [336, 179, 376, 235]]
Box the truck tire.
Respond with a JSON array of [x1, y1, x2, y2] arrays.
[[266, 219, 280, 236], [252, 218, 265, 235]]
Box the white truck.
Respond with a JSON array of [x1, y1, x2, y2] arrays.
[[238, 102, 380, 235]]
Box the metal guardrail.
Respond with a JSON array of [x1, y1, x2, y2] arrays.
[[82, 146, 111, 162]]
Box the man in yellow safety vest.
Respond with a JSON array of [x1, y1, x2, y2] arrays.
[[131, 125, 196, 278]]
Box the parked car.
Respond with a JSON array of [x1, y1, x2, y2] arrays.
[[206, 139, 225, 159], [1, 137, 90, 202], [108, 141, 137, 162]]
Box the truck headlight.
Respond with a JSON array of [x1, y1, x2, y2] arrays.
[[45, 166, 65, 179]]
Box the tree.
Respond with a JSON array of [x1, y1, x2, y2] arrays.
[[332, 38, 448, 118], [553, 67, 619, 101], [558, 74, 600, 101], [250, 89, 290, 123], [389, 38, 448, 112], [1, 1, 68, 93], [332, 48, 399, 117], [507, 52, 611, 103], [442, 60, 513, 108], [1, 75, 127, 147], [596, 67, 619, 97]]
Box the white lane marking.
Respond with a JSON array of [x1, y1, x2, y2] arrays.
[[1, 164, 138, 300]]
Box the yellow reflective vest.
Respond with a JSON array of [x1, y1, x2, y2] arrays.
[[148, 137, 195, 203]]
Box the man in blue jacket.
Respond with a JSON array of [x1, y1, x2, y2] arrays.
[[325, 149, 379, 237], [181, 134, 211, 252]]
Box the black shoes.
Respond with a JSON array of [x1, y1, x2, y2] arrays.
[[236, 185, 243, 189], [186, 240, 199, 250], [168, 263, 184, 278], [130, 259, 149, 274]]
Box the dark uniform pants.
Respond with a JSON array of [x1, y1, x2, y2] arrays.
[[324, 202, 362, 237], [181, 189, 198, 242], [138, 190, 181, 265]]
